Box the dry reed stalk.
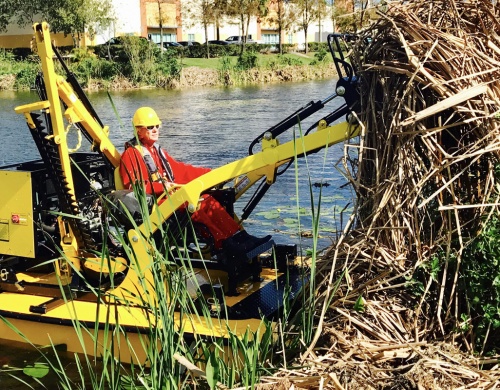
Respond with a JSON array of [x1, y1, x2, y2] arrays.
[[285, 0, 500, 388]]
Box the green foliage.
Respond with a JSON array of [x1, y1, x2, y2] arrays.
[[0, 48, 40, 89], [219, 55, 232, 73], [156, 51, 182, 80], [310, 47, 328, 65], [14, 63, 39, 89], [200, 323, 274, 388], [354, 295, 366, 313], [0, 0, 113, 45], [0, 48, 16, 62], [236, 50, 258, 70], [23, 362, 49, 379], [267, 54, 303, 70], [118, 36, 162, 84], [0, 51, 16, 77], [183, 45, 208, 58], [68, 55, 119, 86], [207, 44, 240, 58], [3, 39, 331, 89], [307, 42, 330, 53], [460, 215, 500, 353]]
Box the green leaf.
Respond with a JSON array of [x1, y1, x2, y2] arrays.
[[354, 295, 366, 313], [23, 362, 49, 379], [255, 210, 280, 219], [283, 218, 298, 227], [206, 353, 218, 389]]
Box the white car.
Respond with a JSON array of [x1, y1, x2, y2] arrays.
[[225, 35, 256, 44]]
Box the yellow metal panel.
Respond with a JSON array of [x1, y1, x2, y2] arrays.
[[0, 170, 35, 258]]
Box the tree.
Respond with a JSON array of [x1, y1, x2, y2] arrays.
[[150, 0, 182, 49], [316, 0, 328, 42], [264, 0, 297, 55], [182, 0, 219, 58], [294, 0, 321, 54], [0, 0, 114, 47], [46, 0, 114, 46], [0, 0, 49, 32], [227, 0, 266, 55], [154, 0, 168, 48], [331, 0, 372, 33]]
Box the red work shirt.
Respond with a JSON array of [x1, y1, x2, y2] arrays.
[[119, 143, 210, 196]]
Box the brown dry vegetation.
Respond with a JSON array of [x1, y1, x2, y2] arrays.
[[179, 63, 337, 88], [0, 74, 15, 90], [265, 0, 500, 388], [79, 63, 337, 91]]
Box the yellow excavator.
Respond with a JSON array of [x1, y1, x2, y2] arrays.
[[0, 23, 359, 363]]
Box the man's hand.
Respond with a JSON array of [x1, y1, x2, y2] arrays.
[[162, 179, 182, 193]]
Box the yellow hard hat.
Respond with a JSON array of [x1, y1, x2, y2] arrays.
[[132, 107, 161, 127]]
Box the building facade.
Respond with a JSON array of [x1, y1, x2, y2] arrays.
[[0, 0, 341, 49]]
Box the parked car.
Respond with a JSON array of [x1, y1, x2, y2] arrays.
[[225, 35, 256, 44], [157, 42, 182, 50], [178, 41, 201, 47], [101, 36, 149, 46], [208, 40, 230, 45]]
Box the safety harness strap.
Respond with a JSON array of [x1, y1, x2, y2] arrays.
[[125, 138, 175, 182]]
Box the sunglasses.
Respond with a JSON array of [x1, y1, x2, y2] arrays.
[[142, 124, 161, 131]]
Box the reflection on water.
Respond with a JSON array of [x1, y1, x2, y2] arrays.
[[0, 79, 357, 388]]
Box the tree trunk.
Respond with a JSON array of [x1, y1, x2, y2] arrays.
[[216, 16, 220, 40], [204, 22, 209, 58], [304, 27, 308, 54], [158, 1, 164, 49], [239, 14, 245, 56], [278, 0, 283, 55]]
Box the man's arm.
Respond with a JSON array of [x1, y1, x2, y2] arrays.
[[163, 151, 211, 184]]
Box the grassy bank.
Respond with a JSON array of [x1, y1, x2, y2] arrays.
[[0, 42, 337, 91]]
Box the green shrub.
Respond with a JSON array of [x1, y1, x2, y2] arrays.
[[184, 45, 207, 58], [14, 63, 39, 89], [207, 44, 239, 58], [156, 51, 182, 79], [117, 36, 161, 84], [267, 55, 303, 70], [307, 42, 329, 52], [236, 50, 258, 70], [69, 56, 119, 86], [460, 215, 500, 354], [309, 47, 328, 65]]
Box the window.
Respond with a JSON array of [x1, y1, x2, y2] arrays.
[[150, 33, 177, 43], [288, 34, 293, 44], [262, 34, 278, 44], [188, 34, 195, 41]]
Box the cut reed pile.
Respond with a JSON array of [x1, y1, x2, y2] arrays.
[[276, 0, 500, 388]]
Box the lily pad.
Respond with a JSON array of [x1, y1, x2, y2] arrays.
[[255, 210, 281, 219], [283, 218, 299, 227], [23, 362, 49, 379]]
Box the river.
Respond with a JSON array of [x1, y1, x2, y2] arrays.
[[0, 79, 355, 387]]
